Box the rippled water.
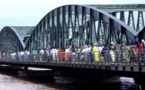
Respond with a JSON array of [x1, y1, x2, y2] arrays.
[[0, 73, 58, 90]]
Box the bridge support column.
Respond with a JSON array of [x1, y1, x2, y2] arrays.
[[134, 74, 145, 90], [53, 69, 120, 85], [24, 66, 28, 71]]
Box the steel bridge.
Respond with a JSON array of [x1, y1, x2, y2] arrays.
[[0, 4, 145, 88], [1, 4, 145, 52]]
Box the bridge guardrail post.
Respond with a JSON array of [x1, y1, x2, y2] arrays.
[[104, 52, 107, 65], [129, 49, 132, 66], [121, 49, 123, 66], [99, 51, 101, 65], [108, 50, 110, 66], [138, 49, 141, 66], [115, 50, 118, 66]]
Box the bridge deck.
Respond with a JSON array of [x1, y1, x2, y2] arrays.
[[0, 60, 145, 73]]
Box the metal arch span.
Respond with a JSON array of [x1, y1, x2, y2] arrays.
[[25, 4, 138, 51], [89, 4, 145, 32], [0, 26, 25, 52], [89, 4, 145, 12], [9, 27, 25, 48], [85, 5, 137, 36]]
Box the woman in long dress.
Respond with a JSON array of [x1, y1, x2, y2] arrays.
[[93, 43, 100, 62], [58, 47, 64, 61]]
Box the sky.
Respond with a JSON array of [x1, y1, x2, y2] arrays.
[[0, 0, 145, 30]]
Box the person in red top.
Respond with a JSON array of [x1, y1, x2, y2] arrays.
[[138, 39, 145, 62], [58, 47, 64, 61]]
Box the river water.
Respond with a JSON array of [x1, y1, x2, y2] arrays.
[[0, 73, 58, 90], [0, 68, 139, 90]]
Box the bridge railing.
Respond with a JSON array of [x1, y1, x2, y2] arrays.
[[0, 49, 144, 66]]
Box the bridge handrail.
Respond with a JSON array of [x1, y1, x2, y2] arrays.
[[0, 49, 144, 66]]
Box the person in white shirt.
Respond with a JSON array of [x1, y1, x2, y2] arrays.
[[142, 39, 145, 47], [51, 47, 58, 61], [46, 47, 52, 62], [40, 49, 45, 61], [40, 49, 44, 55], [24, 50, 29, 61], [110, 42, 115, 62], [82, 45, 88, 62], [11, 52, 16, 60], [98, 43, 103, 54], [20, 51, 24, 61]]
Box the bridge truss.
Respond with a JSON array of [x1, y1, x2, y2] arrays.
[[25, 5, 137, 52], [1, 4, 145, 52]]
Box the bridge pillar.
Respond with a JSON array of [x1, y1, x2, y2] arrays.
[[53, 69, 120, 85], [134, 74, 145, 90], [24, 66, 28, 71]]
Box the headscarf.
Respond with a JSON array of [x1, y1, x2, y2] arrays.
[[135, 37, 139, 43], [94, 43, 97, 46]]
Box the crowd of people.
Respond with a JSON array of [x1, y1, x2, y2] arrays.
[[0, 38, 145, 64]]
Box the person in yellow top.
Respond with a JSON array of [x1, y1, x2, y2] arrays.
[[93, 43, 100, 62]]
